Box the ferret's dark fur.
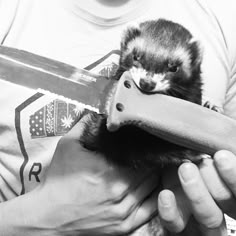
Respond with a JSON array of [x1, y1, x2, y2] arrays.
[[80, 19, 203, 168], [80, 19, 203, 236]]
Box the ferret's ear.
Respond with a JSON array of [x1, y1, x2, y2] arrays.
[[121, 24, 141, 51], [189, 39, 203, 69]]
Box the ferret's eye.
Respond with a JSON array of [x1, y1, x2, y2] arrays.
[[168, 64, 179, 73], [133, 54, 140, 61]]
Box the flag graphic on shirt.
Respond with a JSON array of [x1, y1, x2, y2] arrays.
[[29, 99, 84, 138]]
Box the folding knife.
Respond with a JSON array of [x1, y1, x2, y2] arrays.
[[0, 46, 235, 156]]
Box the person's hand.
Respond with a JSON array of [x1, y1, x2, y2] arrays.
[[0, 120, 160, 236], [28, 120, 160, 236], [200, 150, 236, 219], [157, 150, 236, 236]]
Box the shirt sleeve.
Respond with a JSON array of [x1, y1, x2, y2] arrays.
[[224, 60, 236, 119], [201, 0, 236, 119], [205, 0, 236, 119], [224, 33, 236, 119], [0, 0, 19, 44]]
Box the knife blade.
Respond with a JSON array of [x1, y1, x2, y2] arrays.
[[0, 46, 115, 113], [1, 46, 236, 156]]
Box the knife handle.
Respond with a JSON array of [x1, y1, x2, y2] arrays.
[[107, 72, 236, 155]]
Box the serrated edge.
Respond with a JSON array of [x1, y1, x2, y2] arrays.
[[37, 88, 99, 113]]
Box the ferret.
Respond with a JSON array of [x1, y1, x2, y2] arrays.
[[80, 19, 203, 168], [79, 19, 203, 236]]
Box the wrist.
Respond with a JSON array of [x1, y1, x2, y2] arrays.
[[0, 187, 57, 236]]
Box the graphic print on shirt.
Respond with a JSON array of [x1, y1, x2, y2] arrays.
[[29, 100, 82, 138], [14, 50, 120, 195]]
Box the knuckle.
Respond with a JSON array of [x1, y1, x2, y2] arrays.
[[107, 192, 123, 204], [107, 210, 133, 234], [190, 195, 205, 206], [201, 211, 224, 229], [214, 189, 232, 202], [119, 221, 133, 234], [111, 182, 128, 199], [205, 217, 223, 229], [112, 205, 130, 220]]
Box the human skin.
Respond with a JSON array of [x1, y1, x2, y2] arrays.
[[157, 150, 236, 236], [0, 120, 231, 236], [0, 121, 160, 236]]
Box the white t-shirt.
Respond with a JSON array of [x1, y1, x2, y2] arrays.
[[0, 0, 235, 204]]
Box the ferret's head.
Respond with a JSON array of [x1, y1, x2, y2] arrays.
[[119, 19, 202, 103]]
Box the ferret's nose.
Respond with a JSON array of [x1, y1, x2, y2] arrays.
[[139, 78, 156, 92]]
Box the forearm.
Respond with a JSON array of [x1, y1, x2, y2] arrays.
[[0, 187, 57, 236]]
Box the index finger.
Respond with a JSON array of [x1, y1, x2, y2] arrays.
[[178, 163, 224, 229]]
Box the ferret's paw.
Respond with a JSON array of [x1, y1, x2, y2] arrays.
[[202, 100, 223, 113]]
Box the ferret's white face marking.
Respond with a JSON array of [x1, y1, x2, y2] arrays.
[[130, 67, 170, 93], [125, 37, 193, 79], [126, 37, 156, 58]]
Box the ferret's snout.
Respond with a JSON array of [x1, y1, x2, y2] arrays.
[[130, 67, 169, 93], [139, 77, 156, 92]]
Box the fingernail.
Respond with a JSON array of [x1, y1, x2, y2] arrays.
[[159, 190, 174, 207], [179, 163, 197, 183], [214, 150, 234, 169]]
